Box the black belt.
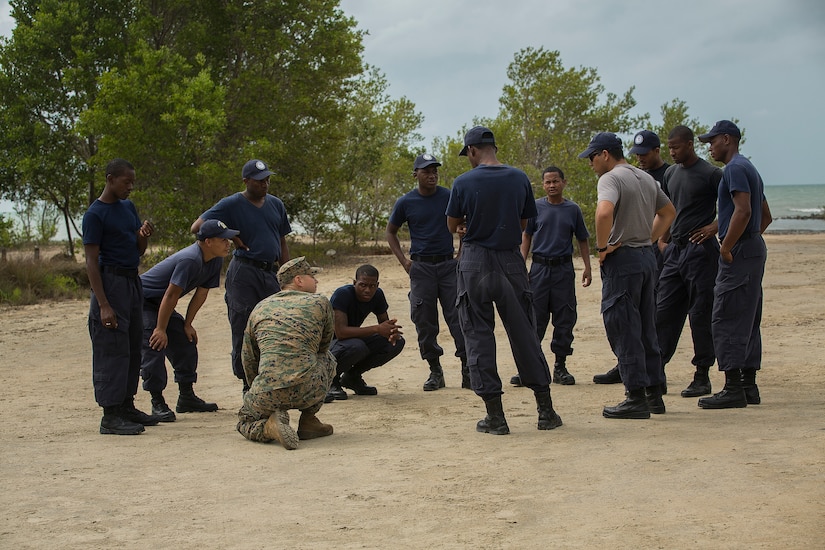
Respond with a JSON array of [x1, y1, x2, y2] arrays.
[[234, 256, 279, 272], [532, 254, 572, 266], [101, 265, 138, 278], [410, 254, 453, 264]]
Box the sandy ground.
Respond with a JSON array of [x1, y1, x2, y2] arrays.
[[1, 233, 823, 549]]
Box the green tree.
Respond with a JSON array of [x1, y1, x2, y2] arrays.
[[0, 0, 135, 256], [335, 67, 423, 246]]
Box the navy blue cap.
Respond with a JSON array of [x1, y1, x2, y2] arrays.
[[414, 153, 441, 170], [197, 219, 240, 240], [459, 126, 496, 156], [629, 130, 661, 154], [242, 159, 274, 180], [578, 132, 624, 158], [698, 120, 741, 143]]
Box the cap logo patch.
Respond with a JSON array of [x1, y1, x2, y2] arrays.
[[255, 161, 265, 170], [423, 154, 433, 161], [217, 221, 227, 229], [634, 134, 644, 144]]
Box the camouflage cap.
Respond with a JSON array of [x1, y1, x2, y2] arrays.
[[277, 256, 322, 287]]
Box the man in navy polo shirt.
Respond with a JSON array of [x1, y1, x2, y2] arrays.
[[139, 219, 239, 421], [387, 153, 468, 392], [83, 158, 157, 435], [511, 166, 591, 388], [446, 126, 562, 435], [697, 120, 772, 409], [191, 159, 291, 393]]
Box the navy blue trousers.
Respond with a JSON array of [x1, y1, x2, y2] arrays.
[[456, 244, 551, 399], [88, 272, 143, 407], [140, 304, 199, 392], [224, 259, 280, 381], [712, 236, 766, 372], [408, 259, 465, 361], [600, 246, 663, 391], [529, 261, 577, 357], [330, 334, 405, 375], [656, 239, 718, 369]]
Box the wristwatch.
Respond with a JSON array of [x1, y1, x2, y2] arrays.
[[596, 245, 608, 253]]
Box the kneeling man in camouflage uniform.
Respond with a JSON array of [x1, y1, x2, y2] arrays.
[[236, 257, 336, 449]]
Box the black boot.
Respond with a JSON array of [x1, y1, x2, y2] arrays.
[[325, 374, 348, 402], [553, 356, 575, 385], [593, 365, 622, 384], [741, 368, 761, 405], [698, 369, 747, 409], [476, 396, 509, 435], [509, 374, 523, 386], [603, 388, 650, 419], [681, 366, 712, 398], [150, 391, 176, 423], [423, 360, 445, 391], [460, 357, 472, 389], [645, 385, 666, 414], [121, 397, 162, 426], [340, 369, 378, 396], [176, 383, 219, 413], [100, 406, 145, 435], [535, 390, 563, 430]]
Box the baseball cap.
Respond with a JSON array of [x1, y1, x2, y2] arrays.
[[242, 159, 274, 180], [459, 126, 496, 156], [578, 132, 624, 158], [414, 153, 441, 170], [197, 219, 240, 240], [698, 120, 741, 143], [277, 256, 322, 287], [629, 130, 661, 154]]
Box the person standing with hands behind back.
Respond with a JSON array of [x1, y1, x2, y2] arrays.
[[83, 158, 158, 435]]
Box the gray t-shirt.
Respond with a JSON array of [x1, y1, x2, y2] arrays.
[[597, 163, 671, 248]]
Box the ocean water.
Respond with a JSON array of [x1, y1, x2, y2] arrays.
[[764, 184, 825, 232]]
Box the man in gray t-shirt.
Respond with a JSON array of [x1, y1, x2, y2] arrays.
[[579, 132, 675, 419]]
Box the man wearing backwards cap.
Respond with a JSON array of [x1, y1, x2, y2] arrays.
[[579, 132, 675, 419], [237, 257, 335, 450], [386, 153, 469, 392], [446, 125, 563, 435], [696, 120, 772, 409], [139, 219, 239, 421], [191, 159, 292, 394]]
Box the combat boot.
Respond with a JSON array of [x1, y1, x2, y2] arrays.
[[741, 368, 761, 405], [534, 390, 563, 430], [645, 385, 666, 414], [423, 361, 445, 391], [297, 412, 334, 440], [263, 410, 299, 450], [593, 365, 622, 384], [150, 392, 176, 423], [121, 397, 162, 426], [681, 367, 712, 398], [698, 369, 747, 409], [603, 388, 650, 419], [177, 383, 219, 413], [553, 356, 575, 385], [476, 396, 509, 435], [100, 406, 145, 435]]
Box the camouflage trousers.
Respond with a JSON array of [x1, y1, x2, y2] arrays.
[[236, 359, 333, 443]]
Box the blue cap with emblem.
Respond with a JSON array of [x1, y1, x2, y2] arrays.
[[242, 159, 274, 180]]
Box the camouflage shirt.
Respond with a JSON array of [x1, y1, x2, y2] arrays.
[[243, 290, 336, 391]]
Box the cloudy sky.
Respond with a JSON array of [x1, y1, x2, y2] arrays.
[[2, 1, 823, 187]]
